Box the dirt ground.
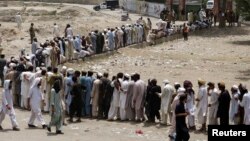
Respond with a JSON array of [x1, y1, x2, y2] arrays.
[[1, 1, 250, 141]]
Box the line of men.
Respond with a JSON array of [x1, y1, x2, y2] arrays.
[[29, 19, 196, 69], [27, 17, 152, 68], [0, 55, 250, 137]]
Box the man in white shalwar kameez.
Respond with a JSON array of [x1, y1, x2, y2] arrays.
[[239, 89, 250, 125], [125, 25, 131, 45], [199, 9, 206, 22], [195, 79, 208, 132], [15, 12, 22, 30], [91, 73, 103, 118], [207, 82, 219, 125], [20, 66, 35, 109], [108, 73, 123, 120], [229, 85, 240, 125], [0, 80, 20, 131], [119, 74, 129, 121], [53, 23, 60, 38], [134, 25, 140, 44], [184, 80, 196, 130], [138, 25, 144, 43], [168, 87, 185, 141], [117, 28, 124, 48], [65, 68, 74, 114], [159, 80, 174, 125], [132, 73, 146, 121], [43, 67, 53, 112], [27, 77, 47, 129]]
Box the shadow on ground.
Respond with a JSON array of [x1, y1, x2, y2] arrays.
[[192, 26, 250, 38], [230, 40, 250, 46], [236, 69, 250, 81]]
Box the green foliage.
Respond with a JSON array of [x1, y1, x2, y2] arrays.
[[235, 0, 250, 20], [201, 0, 208, 9]]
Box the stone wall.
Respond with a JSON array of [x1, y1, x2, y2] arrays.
[[0, 0, 102, 5]]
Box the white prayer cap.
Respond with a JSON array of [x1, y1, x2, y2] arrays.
[[97, 72, 103, 77], [61, 66, 67, 71], [232, 85, 238, 90], [177, 87, 186, 96], [104, 29, 107, 32], [67, 68, 74, 75], [174, 82, 180, 85], [163, 79, 170, 84], [9, 63, 16, 68], [124, 73, 130, 78], [36, 67, 41, 72], [41, 67, 46, 71]]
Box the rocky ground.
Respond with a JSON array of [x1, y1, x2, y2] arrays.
[[1, 1, 250, 141]]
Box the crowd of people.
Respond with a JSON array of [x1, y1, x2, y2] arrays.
[[0, 9, 248, 141], [20, 14, 204, 69], [27, 16, 154, 69], [0, 54, 250, 139]]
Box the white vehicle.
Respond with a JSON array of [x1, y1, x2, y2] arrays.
[[206, 0, 214, 10], [93, 0, 119, 11]]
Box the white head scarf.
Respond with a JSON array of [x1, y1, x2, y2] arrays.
[[61, 66, 67, 73], [124, 73, 130, 78], [163, 79, 170, 84], [67, 68, 74, 75], [97, 73, 103, 77], [177, 87, 186, 96]]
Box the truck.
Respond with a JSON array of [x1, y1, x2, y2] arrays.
[[206, 0, 214, 10], [93, 0, 119, 11]]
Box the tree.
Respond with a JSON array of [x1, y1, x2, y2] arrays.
[[202, 0, 209, 9], [219, 0, 227, 27], [235, 0, 250, 20]]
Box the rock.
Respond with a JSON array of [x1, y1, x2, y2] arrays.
[[70, 125, 79, 130], [175, 65, 181, 68], [182, 63, 188, 66], [156, 62, 162, 66], [84, 129, 90, 132], [20, 38, 24, 40], [6, 38, 12, 42]]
